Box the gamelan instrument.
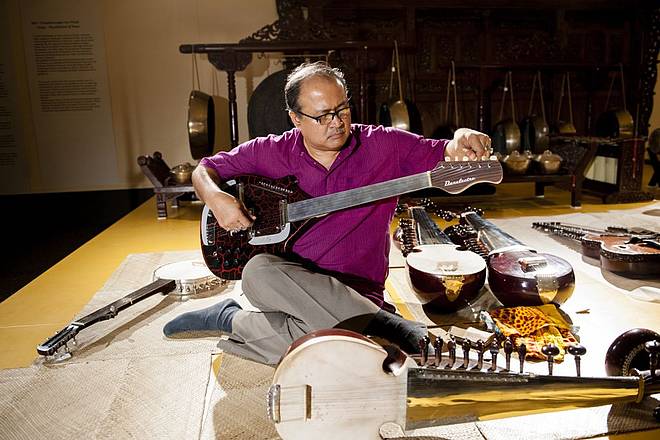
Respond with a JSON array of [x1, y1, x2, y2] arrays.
[[532, 222, 660, 278], [37, 260, 222, 359], [201, 158, 503, 280], [395, 206, 486, 312], [492, 71, 521, 155], [445, 211, 575, 306], [268, 328, 660, 440]]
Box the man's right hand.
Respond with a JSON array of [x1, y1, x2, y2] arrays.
[[205, 191, 255, 232], [192, 165, 256, 232]]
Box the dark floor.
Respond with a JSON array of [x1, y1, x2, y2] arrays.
[[1, 189, 153, 303]]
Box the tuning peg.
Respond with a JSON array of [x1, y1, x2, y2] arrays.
[[489, 155, 497, 161], [542, 343, 561, 376], [434, 337, 444, 368], [445, 339, 456, 369], [645, 340, 660, 379], [460, 339, 471, 369], [473, 340, 485, 370], [463, 156, 469, 161], [488, 341, 499, 372], [445, 157, 451, 162], [503, 338, 513, 372], [419, 336, 430, 366], [567, 343, 587, 377], [518, 343, 527, 373]]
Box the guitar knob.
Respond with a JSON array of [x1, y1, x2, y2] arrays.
[[446, 339, 456, 369], [518, 343, 527, 373], [434, 337, 444, 368], [488, 340, 499, 372], [542, 343, 560, 376], [503, 338, 514, 371], [567, 343, 587, 377], [473, 340, 484, 371], [461, 340, 471, 369], [419, 336, 430, 366]]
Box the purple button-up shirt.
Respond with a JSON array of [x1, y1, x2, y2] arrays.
[[200, 124, 447, 310]]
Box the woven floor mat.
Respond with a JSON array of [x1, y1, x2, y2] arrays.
[[0, 352, 211, 440]]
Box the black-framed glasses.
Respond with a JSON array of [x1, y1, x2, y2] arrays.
[[294, 100, 351, 125]]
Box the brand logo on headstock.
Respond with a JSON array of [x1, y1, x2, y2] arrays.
[[445, 177, 476, 186]]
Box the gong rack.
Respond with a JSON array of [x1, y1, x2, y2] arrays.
[[179, 40, 404, 149]]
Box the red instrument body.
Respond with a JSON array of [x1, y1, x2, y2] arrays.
[[533, 222, 660, 278]]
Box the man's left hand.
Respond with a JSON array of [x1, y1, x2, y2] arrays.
[[444, 128, 492, 161]]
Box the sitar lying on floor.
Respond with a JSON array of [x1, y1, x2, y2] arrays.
[[268, 328, 660, 440], [532, 222, 660, 278], [200, 158, 503, 280], [394, 206, 486, 312], [445, 211, 575, 306]]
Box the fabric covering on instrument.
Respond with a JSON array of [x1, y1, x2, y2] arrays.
[[489, 305, 578, 362]]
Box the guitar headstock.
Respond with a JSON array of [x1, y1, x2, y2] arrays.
[[430, 157, 503, 194], [37, 323, 82, 356]]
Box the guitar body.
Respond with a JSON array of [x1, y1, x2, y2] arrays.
[[269, 329, 413, 440], [532, 222, 660, 278], [582, 234, 660, 277], [406, 244, 487, 312], [487, 249, 575, 306], [201, 175, 313, 280]]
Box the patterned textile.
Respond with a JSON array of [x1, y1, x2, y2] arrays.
[[489, 305, 578, 362]]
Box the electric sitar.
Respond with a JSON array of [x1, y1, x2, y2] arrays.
[[201, 159, 503, 280]]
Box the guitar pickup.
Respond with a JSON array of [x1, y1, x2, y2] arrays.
[[518, 256, 548, 272]]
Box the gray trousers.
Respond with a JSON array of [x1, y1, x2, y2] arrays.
[[219, 253, 381, 365]]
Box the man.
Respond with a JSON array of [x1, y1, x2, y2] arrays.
[[164, 62, 491, 365]]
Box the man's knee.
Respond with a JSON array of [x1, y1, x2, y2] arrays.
[[242, 253, 287, 296]]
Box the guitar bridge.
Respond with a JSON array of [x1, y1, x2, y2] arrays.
[[518, 256, 547, 272]]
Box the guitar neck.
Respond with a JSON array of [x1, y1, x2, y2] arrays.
[[286, 160, 503, 222], [462, 212, 526, 252], [410, 207, 453, 245]]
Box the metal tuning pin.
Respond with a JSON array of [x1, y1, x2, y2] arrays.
[[434, 337, 444, 368], [503, 338, 513, 372], [567, 343, 587, 377], [488, 340, 499, 372], [460, 339, 471, 369], [542, 343, 560, 376], [446, 339, 456, 369], [518, 343, 527, 373], [645, 340, 660, 379], [473, 340, 484, 370], [419, 336, 430, 366]]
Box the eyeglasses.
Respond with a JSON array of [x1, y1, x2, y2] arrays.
[[295, 101, 351, 125]]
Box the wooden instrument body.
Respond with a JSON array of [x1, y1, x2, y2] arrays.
[[487, 249, 575, 306], [532, 222, 660, 278], [458, 212, 576, 306], [581, 233, 660, 277], [406, 244, 486, 312], [270, 330, 413, 440]]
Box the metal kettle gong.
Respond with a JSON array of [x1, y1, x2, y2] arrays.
[[492, 71, 521, 155]]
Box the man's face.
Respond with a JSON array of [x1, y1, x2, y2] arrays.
[[289, 76, 351, 154]]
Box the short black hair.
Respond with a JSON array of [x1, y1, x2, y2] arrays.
[[285, 61, 348, 112]]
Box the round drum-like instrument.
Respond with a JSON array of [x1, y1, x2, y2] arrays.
[[153, 260, 224, 296]]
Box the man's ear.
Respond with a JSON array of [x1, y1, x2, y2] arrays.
[[289, 111, 301, 127]]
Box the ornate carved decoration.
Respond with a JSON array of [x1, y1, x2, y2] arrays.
[[638, 6, 659, 137], [241, 0, 333, 43], [207, 51, 252, 72]]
